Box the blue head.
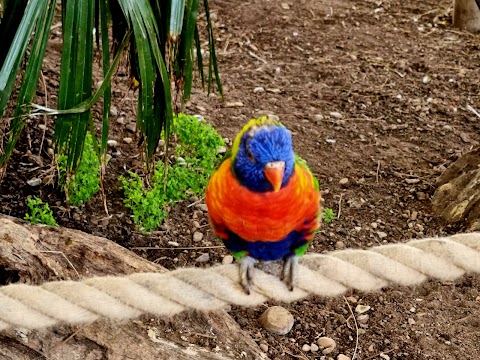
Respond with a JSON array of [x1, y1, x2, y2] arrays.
[[231, 117, 295, 192]]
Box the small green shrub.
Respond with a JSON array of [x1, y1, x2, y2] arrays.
[[58, 133, 100, 206], [24, 197, 58, 226], [120, 114, 225, 232], [322, 207, 335, 224]]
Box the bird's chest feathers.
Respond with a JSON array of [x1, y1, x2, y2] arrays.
[[208, 160, 319, 242]]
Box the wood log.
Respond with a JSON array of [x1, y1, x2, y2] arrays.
[[0, 215, 265, 360], [432, 147, 480, 230], [453, 0, 480, 32]]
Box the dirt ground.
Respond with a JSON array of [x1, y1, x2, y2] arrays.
[[1, 0, 480, 359]]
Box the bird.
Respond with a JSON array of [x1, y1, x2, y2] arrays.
[[205, 116, 321, 294]]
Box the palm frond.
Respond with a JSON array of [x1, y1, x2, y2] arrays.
[[0, 0, 56, 168]]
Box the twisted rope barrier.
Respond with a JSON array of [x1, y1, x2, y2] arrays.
[[0, 232, 479, 330]]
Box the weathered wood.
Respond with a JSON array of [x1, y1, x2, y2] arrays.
[[432, 147, 480, 230], [453, 0, 480, 32], [0, 215, 265, 360]]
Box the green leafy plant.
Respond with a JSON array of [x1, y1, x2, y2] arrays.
[[323, 207, 335, 224], [58, 133, 100, 206], [24, 197, 58, 226], [120, 114, 224, 232]]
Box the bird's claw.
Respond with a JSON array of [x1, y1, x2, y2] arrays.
[[282, 256, 299, 291], [239, 256, 257, 295]]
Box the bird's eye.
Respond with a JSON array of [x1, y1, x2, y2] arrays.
[[246, 148, 255, 162]]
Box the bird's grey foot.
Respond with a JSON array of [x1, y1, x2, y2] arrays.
[[282, 255, 299, 291], [239, 256, 257, 295]]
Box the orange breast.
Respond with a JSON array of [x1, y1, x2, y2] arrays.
[[206, 159, 320, 242]]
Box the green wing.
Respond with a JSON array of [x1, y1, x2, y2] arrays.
[[294, 154, 319, 190]]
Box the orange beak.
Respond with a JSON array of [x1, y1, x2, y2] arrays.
[[264, 161, 285, 192]]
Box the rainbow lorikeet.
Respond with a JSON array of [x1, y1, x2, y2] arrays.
[[206, 117, 321, 294]]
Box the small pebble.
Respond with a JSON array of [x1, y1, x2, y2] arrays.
[[346, 296, 358, 304], [196, 253, 210, 262], [339, 178, 349, 186], [302, 344, 311, 352], [259, 343, 268, 352], [408, 318, 416, 325], [371, 222, 378, 229], [192, 220, 201, 228], [196, 203, 208, 212], [27, 178, 41, 187], [377, 231, 387, 239], [217, 146, 227, 154], [126, 123, 136, 133], [405, 178, 420, 184], [355, 304, 371, 314], [380, 353, 390, 360], [168, 241, 179, 247], [335, 241, 345, 250], [410, 306, 416, 313], [259, 306, 294, 335], [357, 314, 369, 324], [107, 139, 118, 147], [329, 111, 343, 119], [193, 231, 204, 242], [253, 87, 265, 93], [326, 138, 336, 145], [317, 337, 336, 354], [338, 355, 351, 360], [222, 255, 234, 264], [110, 106, 119, 116], [310, 343, 319, 352], [116, 116, 125, 124], [123, 137, 133, 144]]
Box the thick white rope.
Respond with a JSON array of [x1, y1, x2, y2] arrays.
[[0, 233, 479, 331]]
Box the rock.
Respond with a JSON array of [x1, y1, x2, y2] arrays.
[[193, 231, 203, 242], [310, 343, 319, 352], [116, 116, 125, 125], [123, 137, 133, 144], [326, 138, 336, 145], [259, 343, 268, 352], [281, 2, 290, 10], [335, 241, 345, 250], [222, 255, 234, 265], [196, 203, 208, 212], [408, 318, 416, 325], [317, 337, 336, 354], [27, 178, 41, 187], [107, 140, 118, 147], [339, 178, 349, 186], [167, 241, 179, 247], [110, 106, 118, 117], [225, 101, 244, 108], [217, 146, 227, 154], [376, 231, 387, 239], [126, 123, 136, 133], [371, 222, 378, 229], [329, 111, 343, 119], [338, 355, 351, 360], [380, 353, 391, 360], [405, 178, 420, 184], [258, 306, 294, 335], [253, 87, 265, 93], [314, 114, 324, 122], [355, 304, 371, 314], [357, 314, 369, 324], [443, 124, 453, 131], [192, 220, 201, 228], [410, 211, 418, 221], [301, 344, 311, 352], [195, 253, 210, 262]]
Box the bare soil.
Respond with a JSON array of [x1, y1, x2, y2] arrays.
[[1, 0, 480, 359]]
